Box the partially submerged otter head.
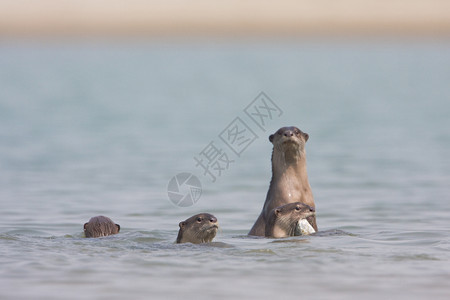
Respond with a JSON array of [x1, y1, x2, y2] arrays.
[[84, 216, 120, 238], [265, 202, 315, 238], [176, 213, 219, 244], [269, 126, 309, 161]]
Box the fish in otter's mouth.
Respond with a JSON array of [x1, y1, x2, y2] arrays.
[[296, 218, 316, 235]]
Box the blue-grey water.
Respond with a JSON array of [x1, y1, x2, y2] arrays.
[[1, 40, 449, 300]]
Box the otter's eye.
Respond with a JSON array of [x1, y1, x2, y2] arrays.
[[196, 217, 202, 222], [295, 130, 300, 135], [295, 206, 301, 211]]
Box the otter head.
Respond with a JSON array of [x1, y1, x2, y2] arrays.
[[269, 126, 309, 161], [83, 216, 120, 238], [176, 213, 219, 244], [265, 202, 315, 238]]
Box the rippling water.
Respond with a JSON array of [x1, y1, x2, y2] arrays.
[[1, 40, 449, 299]]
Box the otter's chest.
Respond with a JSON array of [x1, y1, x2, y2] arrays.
[[269, 179, 313, 208]]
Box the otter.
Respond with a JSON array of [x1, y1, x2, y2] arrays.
[[265, 202, 315, 238], [249, 126, 317, 236], [176, 213, 219, 244], [84, 216, 120, 238]]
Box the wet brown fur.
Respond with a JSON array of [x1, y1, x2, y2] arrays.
[[265, 202, 315, 238], [84, 216, 120, 238], [249, 126, 317, 236], [176, 213, 219, 244]]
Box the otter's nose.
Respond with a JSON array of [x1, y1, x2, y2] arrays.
[[209, 217, 217, 223], [283, 130, 294, 137]]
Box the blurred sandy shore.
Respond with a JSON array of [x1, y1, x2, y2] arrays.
[[1, 0, 450, 38]]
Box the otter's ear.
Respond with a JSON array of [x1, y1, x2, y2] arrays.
[[179, 221, 186, 229], [83, 223, 88, 231], [303, 132, 309, 142], [274, 209, 281, 217], [115, 224, 120, 232], [269, 134, 274, 143]]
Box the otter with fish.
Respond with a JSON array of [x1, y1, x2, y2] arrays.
[[249, 126, 317, 236], [265, 202, 316, 238]]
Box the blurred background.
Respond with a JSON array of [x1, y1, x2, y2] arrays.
[[1, 0, 450, 37], [1, 1, 450, 300]]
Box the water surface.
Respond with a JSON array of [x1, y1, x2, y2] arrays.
[[0, 40, 449, 299]]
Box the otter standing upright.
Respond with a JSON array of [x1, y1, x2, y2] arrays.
[[248, 126, 317, 236]]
